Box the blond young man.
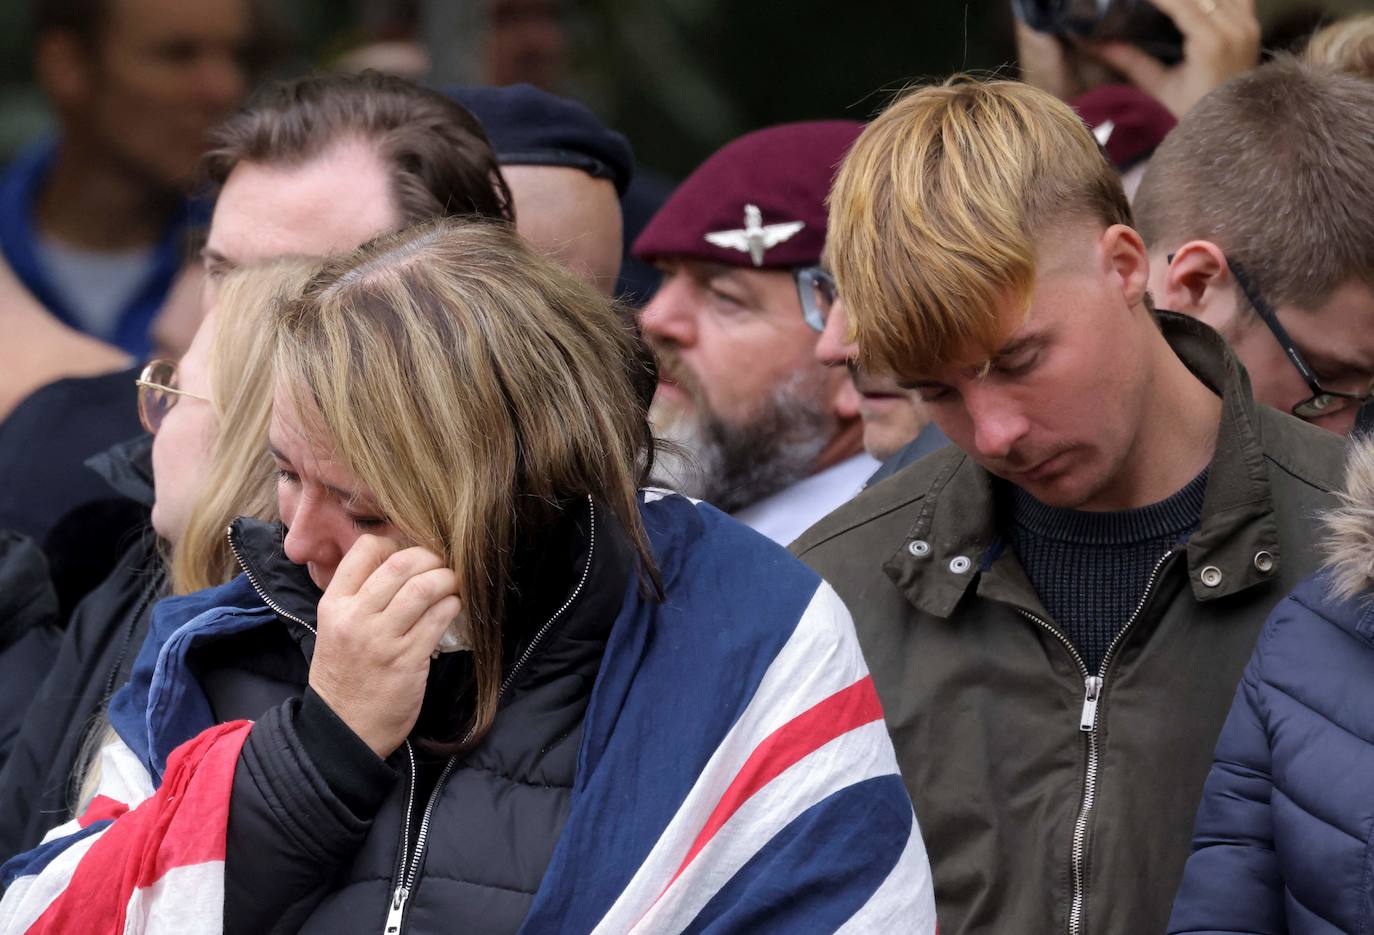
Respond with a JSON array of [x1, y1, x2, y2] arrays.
[[1134, 57, 1374, 435], [792, 78, 1345, 934]]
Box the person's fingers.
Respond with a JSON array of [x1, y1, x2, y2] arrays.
[[1146, 0, 1222, 42], [411, 593, 464, 655], [354, 546, 449, 615], [325, 535, 402, 600], [1014, 18, 1080, 100], [382, 566, 459, 636], [1090, 41, 1170, 91]]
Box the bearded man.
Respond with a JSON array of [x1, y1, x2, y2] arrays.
[[633, 122, 872, 544]]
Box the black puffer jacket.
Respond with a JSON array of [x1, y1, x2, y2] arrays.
[[0, 531, 60, 769], [215, 500, 631, 934], [0, 437, 163, 862]]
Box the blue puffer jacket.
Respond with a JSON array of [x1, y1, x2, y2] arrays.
[[1170, 442, 1374, 934]]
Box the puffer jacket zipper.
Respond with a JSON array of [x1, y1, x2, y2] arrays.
[[225, 525, 317, 638], [1016, 547, 1179, 935], [382, 496, 598, 934]]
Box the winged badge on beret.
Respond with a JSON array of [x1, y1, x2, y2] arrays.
[[704, 204, 806, 267]]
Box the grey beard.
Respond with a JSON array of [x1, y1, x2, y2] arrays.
[[650, 373, 832, 514]]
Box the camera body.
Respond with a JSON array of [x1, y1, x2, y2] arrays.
[[1014, 0, 1184, 64]]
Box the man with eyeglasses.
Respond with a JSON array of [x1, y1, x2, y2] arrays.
[[1134, 56, 1374, 435], [807, 272, 950, 485], [634, 122, 875, 545]]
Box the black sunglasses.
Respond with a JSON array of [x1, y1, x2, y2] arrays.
[[1169, 254, 1374, 420]]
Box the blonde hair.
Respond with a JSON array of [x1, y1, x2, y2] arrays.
[[1305, 14, 1374, 80], [273, 217, 658, 752], [170, 258, 322, 595], [828, 76, 1131, 378]]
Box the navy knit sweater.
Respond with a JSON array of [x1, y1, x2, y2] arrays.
[[1005, 470, 1208, 674]]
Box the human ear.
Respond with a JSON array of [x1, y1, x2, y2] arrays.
[[1101, 224, 1151, 313], [1157, 241, 1241, 333]]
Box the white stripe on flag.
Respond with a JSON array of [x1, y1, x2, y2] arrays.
[[123, 859, 225, 934], [590, 581, 874, 934], [98, 734, 157, 809], [835, 814, 937, 934], [0, 825, 106, 934]]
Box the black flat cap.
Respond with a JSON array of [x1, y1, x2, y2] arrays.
[[447, 83, 635, 197]]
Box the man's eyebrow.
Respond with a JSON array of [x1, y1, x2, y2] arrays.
[[1304, 349, 1371, 381], [703, 268, 759, 304], [991, 332, 1048, 360]]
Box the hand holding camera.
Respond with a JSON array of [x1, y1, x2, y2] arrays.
[[1014, 0, 1260, 117]]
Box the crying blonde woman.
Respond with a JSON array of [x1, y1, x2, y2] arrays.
[[1, 218, 936, 935]]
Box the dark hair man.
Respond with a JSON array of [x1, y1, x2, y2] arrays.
[[792, 77, 1345, 934], [634, 122, 872, 545], [0, 0, 258, 356], [0, 71, 512, 860], [1134, 56, 1374, 435], [0, 70, 510, 608]]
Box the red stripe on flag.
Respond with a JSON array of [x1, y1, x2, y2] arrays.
[[663, 676, 883, 889], [78, 796, 128, 829], [26, 721, 251, 935]]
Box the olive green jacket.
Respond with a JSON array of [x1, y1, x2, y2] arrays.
[[792, 314, 1347, 935]]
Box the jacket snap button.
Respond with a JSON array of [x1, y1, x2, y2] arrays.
[[1200, 565, 1224, 588], [908, 539, 931, 557], [1253, 551, 1275, 574], [949, 555, 971, 574]]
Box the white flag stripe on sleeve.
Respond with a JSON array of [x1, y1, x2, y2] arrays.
[[835, 814, 938, 934], [626, 720, 906, 933], [590, 581, 877, 933]]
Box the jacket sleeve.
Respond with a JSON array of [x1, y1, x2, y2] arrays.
[[222, 688, 396, 935], [1167, 626, 1284, 935]]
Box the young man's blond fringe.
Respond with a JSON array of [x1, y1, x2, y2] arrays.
[[827, 76, 1131, 379]]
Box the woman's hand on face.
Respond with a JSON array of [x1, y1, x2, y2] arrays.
[[308, 535, 461, 759]]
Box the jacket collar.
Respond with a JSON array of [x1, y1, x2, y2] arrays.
[[882, 311, 1283, 620], [85, 431, 156, 508], [226, 499, 635, 684]]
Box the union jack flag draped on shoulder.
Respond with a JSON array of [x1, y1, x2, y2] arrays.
[[0, 492, 937, 934]]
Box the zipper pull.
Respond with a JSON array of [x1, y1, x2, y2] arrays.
[[382, 885, 410, 935], [1079, 676, 1103, 732]]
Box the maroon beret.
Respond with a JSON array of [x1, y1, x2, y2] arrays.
[[1072, 84, 1177, 172], [632, 120, 864, 270]]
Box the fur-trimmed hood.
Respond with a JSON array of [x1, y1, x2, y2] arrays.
[[1322, 436, 1374, 601]]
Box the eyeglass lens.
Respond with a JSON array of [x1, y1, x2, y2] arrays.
[[799, 269, 836, 332], [138, 360, 177, 434]]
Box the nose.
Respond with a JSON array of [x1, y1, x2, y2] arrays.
[[965, 386, 1029, 461], [638, 274, 698, 349], [281, 491, 344, 576], [815, 296, 857, 367]]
